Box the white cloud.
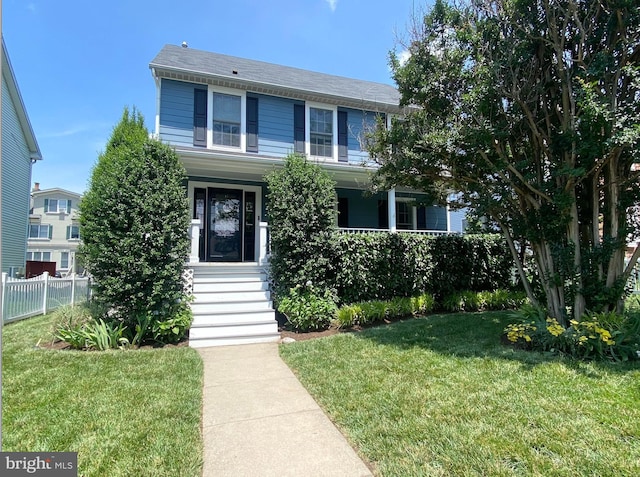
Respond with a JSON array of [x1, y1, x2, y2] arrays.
[[326, 0, 337, 12], [40, 126, 89, 139]]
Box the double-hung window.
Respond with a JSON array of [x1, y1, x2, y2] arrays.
[[212, 93, 241, 147], [67, 225, 80, 240], [46, 199, 70, 213], [310, 107, 333, 157], [27, 251, 51, 262], [29, 224, 51, 239], [60, 252, 70, 269]]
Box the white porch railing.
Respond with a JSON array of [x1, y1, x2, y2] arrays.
[[338, 227, 454, 236], [2, 272, 91, 323], [187, 219, 270, 265]]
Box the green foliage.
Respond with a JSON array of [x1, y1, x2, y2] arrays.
[[79, 107, 191, 343], [368, 0, 640, 321], [330, 232, 433, 303], [50, 303, 96, 336], [505, 309, 640, 361], [54, 317, 129, 351], [330, 232, 513, 304], [265, 154, 337, 302], [333, 292, 435, 328], [151, 304, 193, 344], [278, 282, 338, 331], [442, 289, 527, 312]]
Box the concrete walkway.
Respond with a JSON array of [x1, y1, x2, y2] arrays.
[[198, 343, 373, 477]]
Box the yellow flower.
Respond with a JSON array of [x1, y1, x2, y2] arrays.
[[547, 325, 564, 336]]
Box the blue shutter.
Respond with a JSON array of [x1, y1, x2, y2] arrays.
[[294, 104, 305, 154], [338, 110, 348, 162], [67, 201, 72, 214], [246, 96, 259, 152], [66, 226, 71, 240], [48, 225, 53, 239], [193, 88, 207, 147], [44, 198, 49, 212]]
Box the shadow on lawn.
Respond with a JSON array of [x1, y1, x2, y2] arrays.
[[351, 311, 640, 376]]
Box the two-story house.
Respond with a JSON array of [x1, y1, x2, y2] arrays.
[[2, 38, 42, 276], [149, 44, 461, 346], [27, 184, 82, 276]]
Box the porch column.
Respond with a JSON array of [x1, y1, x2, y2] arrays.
[[189, 219, 201, 263], [388, 189, 397, 233], [258, 222, 269, 266]]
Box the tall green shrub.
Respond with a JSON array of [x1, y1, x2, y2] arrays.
[[79, 108, 191, 340], [265, 154, 337, 301], [329, 232, 513, 304]]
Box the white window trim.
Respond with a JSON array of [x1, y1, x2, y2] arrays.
[[305, 102, 338, 161], [29, 224, 51, 240], [45, 198, 69, 214], [27, 250, 52, 262], [207, 85, 246, 153], [187, 181, 264, 262], [69, 224, 81, 241], [60, 251, 70, 270]]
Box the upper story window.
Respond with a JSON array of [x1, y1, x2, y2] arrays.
[[310, 107, 333, 157], [29, 224, 51, 239], [46, 199, 70, 214], [212, 93, 241, 147], [67, 225, 80, 240]]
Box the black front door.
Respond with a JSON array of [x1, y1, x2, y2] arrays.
[[208, 188, 243, 262]]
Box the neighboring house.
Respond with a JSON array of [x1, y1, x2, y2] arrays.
[[27, 184, 82, 276], [149, 44, 461, 346], [2, 38, 42, 276]]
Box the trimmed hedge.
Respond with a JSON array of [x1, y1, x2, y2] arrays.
[[329, 233, 432, 304], [325, 232, 514, 304]]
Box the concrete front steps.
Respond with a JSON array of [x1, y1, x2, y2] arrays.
[[187, 263, 280, 348]]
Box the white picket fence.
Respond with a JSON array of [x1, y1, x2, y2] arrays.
[[1, 272, 91, 323]]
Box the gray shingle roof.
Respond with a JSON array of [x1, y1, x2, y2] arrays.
[[150, 44, 400, 111]]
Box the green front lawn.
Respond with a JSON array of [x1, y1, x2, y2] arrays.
[[2, 314, 203, 477], [280, 311, 640, 476]]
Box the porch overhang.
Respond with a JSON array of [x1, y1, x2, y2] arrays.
[[175, 147, 378, 190]]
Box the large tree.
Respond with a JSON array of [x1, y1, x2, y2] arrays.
[[368, 0, 640, 324]]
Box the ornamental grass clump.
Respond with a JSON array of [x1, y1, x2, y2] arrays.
[[504, 307, 640, 361]]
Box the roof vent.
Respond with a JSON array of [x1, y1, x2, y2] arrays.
[[181, 41, 188, 48], [232, 70, 238, 75]]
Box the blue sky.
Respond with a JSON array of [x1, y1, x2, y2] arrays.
[[4, 0, 422, 194]]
